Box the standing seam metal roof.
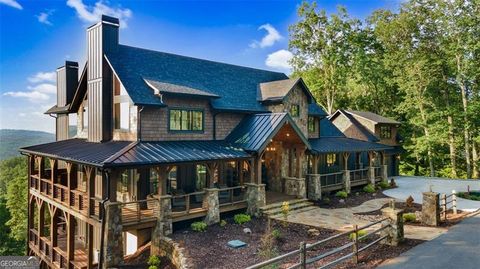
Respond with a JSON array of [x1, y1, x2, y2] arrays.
[[309, 137, 392, 153]]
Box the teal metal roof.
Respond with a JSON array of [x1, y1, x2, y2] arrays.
[[308, 103, 328, 117], [309, 137, 392, 153], [225, 113, 311, 153], [319, 118, 346, 138], [106, 45, 288, 111]]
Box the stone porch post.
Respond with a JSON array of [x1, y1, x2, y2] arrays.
[[103, 201, 124, 269], [245, 183, 266, 217], [368, 151, 376, 185], [203, 188, 220, 225], [307, 174, 321, 200], [343, 171, 351, 194], [381, 207, 404, 246], [422, 192, 440, 226], [151, 195, 173, 256], [381, 164, 388, 181]]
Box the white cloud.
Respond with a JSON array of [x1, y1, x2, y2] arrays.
[[28, 71, 56, 83], [67, 0, 132, 28], [250, 24, 282, 48], [36, 10, 54, 25], [3, 91, 50, 102], [0, 0, 23, 10], [265, 49, 293, 70], [28, 83, 56, 94]]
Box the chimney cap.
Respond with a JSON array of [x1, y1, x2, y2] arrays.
[[101, 15, 119, 25], [57, 61, 79, 71]]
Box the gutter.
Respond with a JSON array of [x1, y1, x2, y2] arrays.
[[98, 169, 110, 269]]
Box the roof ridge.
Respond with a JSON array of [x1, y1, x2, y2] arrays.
[[116, 44, 288, 76], [103, 140, 139, 164]]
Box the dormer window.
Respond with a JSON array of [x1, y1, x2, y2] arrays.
[[290, 104, 300, 117], [380, 126, 392, 139], [113, 76, 131, 131]]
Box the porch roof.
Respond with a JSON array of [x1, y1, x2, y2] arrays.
[[225, 112, 311, 153], [309, 137, 392, 154], [20, 139, 250, 168]]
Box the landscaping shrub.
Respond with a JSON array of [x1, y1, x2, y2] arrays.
[[335, 190, 348, 198], [349, 230, 368, 241], [234, 213, 251, 225], [191, 221, 207, 232], [363, 184, 376, 193], [148, 255, 161, 269], [378, 180, 390, 189], [403, 213, 416, 222], [220, 219, 227, 227], [271, 229, 281, 240], [323, 197, 331, 204], [458, 191, 480, 201], [258, 224, 279, 265]]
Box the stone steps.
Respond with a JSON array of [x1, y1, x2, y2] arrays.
[[260, 199, 315, 217]]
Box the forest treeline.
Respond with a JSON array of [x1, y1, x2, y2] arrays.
[[289, 0, 480, 178]]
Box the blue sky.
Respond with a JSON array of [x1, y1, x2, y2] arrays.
[[0, 0, 400, 133]]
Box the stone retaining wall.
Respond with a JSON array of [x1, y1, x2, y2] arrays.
[[151, 236, 192, 269]]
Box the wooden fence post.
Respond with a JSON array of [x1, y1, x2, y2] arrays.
[[452, 190, 457, 215], [441, 193, 447, 220], [352, 225, 359, 264], [299, 241, 307, 269]]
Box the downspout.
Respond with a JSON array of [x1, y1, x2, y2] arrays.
[[137, 106, 144, 141], [47, 113, 58, 140], [98, 169, 110, 269]]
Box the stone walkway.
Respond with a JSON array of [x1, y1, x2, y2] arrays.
[[271, 198, 447, 241], [378, 213, 480, 269]]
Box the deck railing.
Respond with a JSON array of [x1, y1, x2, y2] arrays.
[[350, 168, 369, 182], [320, 171, 344, 187], [374, 166, 382, 179], [171, 191, 206, 216], [246, 218, 391, 269], [219, 185, 247, 206], [440, 191, 458, 220], [110, 199, 160, 224]]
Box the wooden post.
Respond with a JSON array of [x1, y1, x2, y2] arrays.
[[66, 163, 72, 208], [296, 146, 305, 179], [343, 152, 350, 170], [452, 190, 457, 215], [441, 193, 447, 220], [38, 157, 44, 180], [299, 241, 307, 269], [312, 155, 319, 174], [256, 154, 263, 184], [87, 224, 93, 269], [248, 158, 255, 183], [50, 159, 57, 196], [66, 213, 75, 268], [86, 167, 94, 216], [51, 208, 58, 249], [38, 202, 45, 242], [157, 166, 169, 196], [239, 161, 244, 185], [352, 224, 359, 264]]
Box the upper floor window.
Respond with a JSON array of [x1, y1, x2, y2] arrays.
[[114, 77, 130, 131], [326, 154, 337, 167], [290, 104, 300, 117], [380, 126, 392, 139], [169, 109, 204, 132], [308, 116, 316, 132]]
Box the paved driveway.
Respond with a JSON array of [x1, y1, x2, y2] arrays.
[[378, 213, 480, 269], [383, 176, 480, 211]]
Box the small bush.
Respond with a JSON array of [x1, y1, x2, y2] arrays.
[[234, 213, 251, 225], [403, 213, 416, 222], [349, 230, 368, 241], [363, 184, 376, 193], [271, 229, 281, 239], [191, 221, 208, 232], [220, 219, 227, 227], [378, 180, 390, 189], [148, 255, 161, 269], [335, 191, 348, 198]]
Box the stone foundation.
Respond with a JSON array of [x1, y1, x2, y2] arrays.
[[203, 188, 220, 225], [381, 207, 404, 246], [422, 192, 440, 226], [245, 183, 266, 217], [151, 236, 192, 269], [306, 174, 321, 200], [103, 202, 124, 269], [284, 177, 306, 198]]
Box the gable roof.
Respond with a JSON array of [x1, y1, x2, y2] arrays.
[[225, 113, 311, 153], [319, 118, 346, 138], [308, 103, 328, 117], [330, 109, 379, 142], [345, 110, 400, 124], [257, 78, 313, 103], [144, 78, 219, 98], [105, 44, 289, 111]]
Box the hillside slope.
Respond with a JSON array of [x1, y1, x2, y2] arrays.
[[0, 129, 55, 160]]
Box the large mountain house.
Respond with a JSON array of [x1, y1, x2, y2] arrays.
[[20, 15, 400, 269]]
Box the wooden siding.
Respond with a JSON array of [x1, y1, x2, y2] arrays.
[[56, 114, 69, 141], [375, 124, 399, 146], [57, 67, 67, 107], [215, 112, 244, 140]]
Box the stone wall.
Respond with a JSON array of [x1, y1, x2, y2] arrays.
[[245, 183, 266, 217], [151, 236, 192, 269], [103, 202, 124, 269], [284, 177, 306, 198], [308, 117, 319, 139]]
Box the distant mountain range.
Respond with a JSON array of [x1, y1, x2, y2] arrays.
[[0, 128, 76, 160]]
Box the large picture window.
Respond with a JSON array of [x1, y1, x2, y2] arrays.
[[326, 154, 337, 167], [380, 126, 392, 139], [169, 109, 204, 131]]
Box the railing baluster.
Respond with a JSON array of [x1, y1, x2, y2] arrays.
[[352, 224, 359, 264], [186, 195, 190, 214]]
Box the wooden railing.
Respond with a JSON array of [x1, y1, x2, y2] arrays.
[[90, 197, 103, 219], [319, 171, 344, 187], [245, 218, 391, 269], [110, 199, 160, 224], [350, 168, 369, 182], [374, 166, 382, 179], [171, 191, 206, 216], [441, 191, 458, 220], [219, 186, 247, 206]]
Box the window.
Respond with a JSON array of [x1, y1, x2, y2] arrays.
[[149, 169, 159, 195], [290, 104, 300, 117], [308, 116, 316, 132], [114, 77, 131, 131], [380, 126, 392, 139], [196, 164, 207, 190], [326, 154, 337, 167], [168, 167, 177, 192], [169, 109, 204, 132]]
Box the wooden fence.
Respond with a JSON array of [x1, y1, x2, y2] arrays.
[[440, 190, 457, 220], [246, 218, 391, 269]]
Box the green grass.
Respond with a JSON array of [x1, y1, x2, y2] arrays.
[[335, 191, 348, 198], [191, 221, 208, 232], [234, 214, 251, 225], [403, 213, 416, 222]]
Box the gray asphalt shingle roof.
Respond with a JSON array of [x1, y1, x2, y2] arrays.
[[143, 78, 219, 98], [309, 137, 392, 153], [106, 45, 288, 111], [346, 110, 400, 124]]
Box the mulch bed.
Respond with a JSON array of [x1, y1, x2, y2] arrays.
[[315, 188, 391, 209], [170, 216, 424, 269]]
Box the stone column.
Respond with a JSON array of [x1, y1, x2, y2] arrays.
[[203, 188, 220, 225], [381, 207, 404, 246], [297, 178, 306, 199], [307, 174, 321, 200], [381, 164, 388, 181], [103, 201, 124, 269], [422, 192, 440, 226], [368, 166, 376, 185], [343, 170, 351, 194], [151, 195, 173, 256], [284, 177, 306, 198], [245, 183, 266, 217]]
